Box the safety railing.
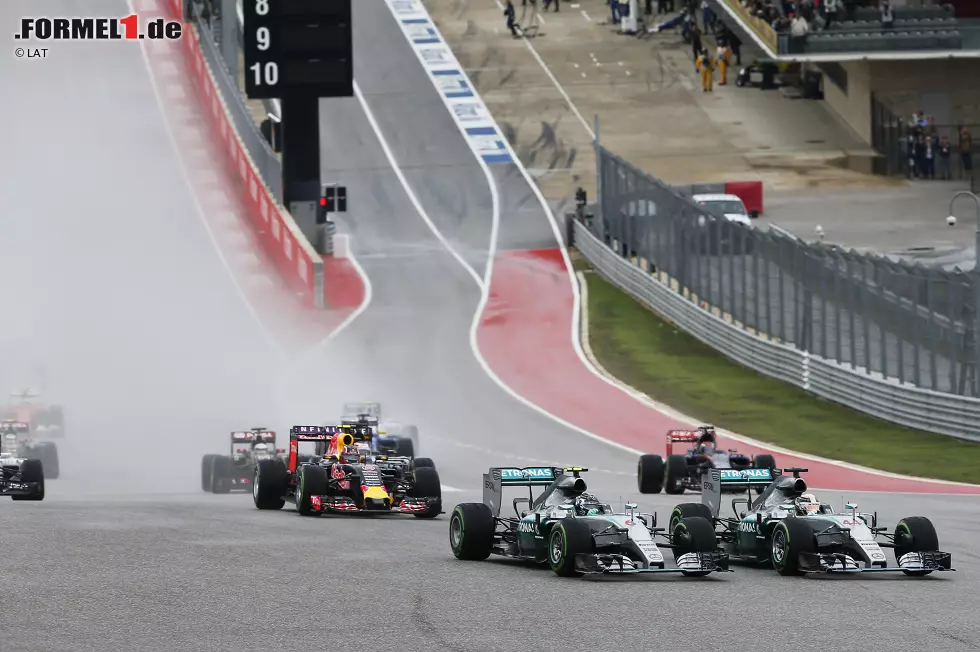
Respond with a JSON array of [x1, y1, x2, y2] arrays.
[[573, 219, 980, 441]]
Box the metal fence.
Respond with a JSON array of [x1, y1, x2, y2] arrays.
[[573, 219, 980, 441], [591, 145, 980, 400], [189, 0, 282, 200]]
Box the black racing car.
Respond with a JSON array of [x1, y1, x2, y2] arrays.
[[201, 428, 284, 493], [450, 466, 731, 577], [0, 422, 45, 501], [1, 419, 58, 479], [638, 426, 775, 495], [674, 466, 954, 576], [252, 425, 441, 518]]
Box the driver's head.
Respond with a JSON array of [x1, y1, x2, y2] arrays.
[[574, 492, 604, 516], [795, 493, 820, 516]]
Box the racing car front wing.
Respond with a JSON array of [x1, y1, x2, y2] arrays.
[[573, 551, 732, 575], [0, 479, 42, 497], [309, 495, 442, 515], [797, 550, 954, 574]]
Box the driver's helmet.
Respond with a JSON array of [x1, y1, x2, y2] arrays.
[[697, 426, 716, 446], [698, 441, 716, 455], [573, 492, 605, 516], [794, 493, 820, 516], [251, 443, 271, 457], [341, 444, 372, 463]]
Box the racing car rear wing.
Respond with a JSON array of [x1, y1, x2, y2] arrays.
[[701, 467, 776, 517], [231, 430, 274, 443], [481, 467, 587, 518], [0, 421, 29, 432]]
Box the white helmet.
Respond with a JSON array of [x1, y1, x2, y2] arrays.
[[252, 443, 270, 456], [795, 493, 820, 516]]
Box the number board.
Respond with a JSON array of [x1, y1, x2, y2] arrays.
[[242, 0, 353, 100]]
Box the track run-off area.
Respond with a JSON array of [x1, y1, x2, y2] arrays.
[[3, 0, 980, 650]]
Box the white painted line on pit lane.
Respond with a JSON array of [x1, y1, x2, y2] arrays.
[[488, 0, 594, 138], [441, 484, 465, 492], [581, 10, 592, 21], [128, 0, 283, 359]]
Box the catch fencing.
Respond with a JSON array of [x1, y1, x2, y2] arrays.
[[577, 144, 980, 440]]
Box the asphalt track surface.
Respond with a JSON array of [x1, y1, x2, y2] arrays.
[[4, 0, 980, 650]]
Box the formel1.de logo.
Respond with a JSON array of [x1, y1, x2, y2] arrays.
[[14, 15, 182, 41]]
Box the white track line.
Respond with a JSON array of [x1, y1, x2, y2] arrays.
[[129, 0, 282, 359], [382, 0, 980, 490]]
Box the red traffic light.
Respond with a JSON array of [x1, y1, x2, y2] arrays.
[[319, 197, 326, 206]]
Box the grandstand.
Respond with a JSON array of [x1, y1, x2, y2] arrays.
[[709, 0, 979, 162]]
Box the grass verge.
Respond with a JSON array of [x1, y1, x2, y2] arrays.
[[580, 264, 980, 484]]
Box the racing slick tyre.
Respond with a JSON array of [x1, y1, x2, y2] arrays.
[[403, 424, 419, 454], [201, 454, 216, 491], [668, 502, 713, 535], [664, 454, 688, 495], [671, 516, 717, 576], [411, 457, 435, 471], [637, 454, 665, 494], [253, 459, 288, 510], [893, 516, 940, 576], [770, 517, 816, 576], [210, 456, 232, 494], [449, 503, 494, 560], [11, 459, 44, 502], [394, 437, 415, 459], [409, 466, 442, 519], [752, 454, 776, 494], [34, 443, 59, 480], [549, 519, 593, 577], [295, 465, 328, 516]]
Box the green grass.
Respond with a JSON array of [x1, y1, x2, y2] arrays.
[[580, 264, 980, 485]]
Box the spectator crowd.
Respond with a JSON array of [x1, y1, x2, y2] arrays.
[[905, 112, 974, 181]]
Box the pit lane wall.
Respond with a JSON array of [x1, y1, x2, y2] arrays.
[[573, 218, 980, 442], [161, 0, 324, 308]]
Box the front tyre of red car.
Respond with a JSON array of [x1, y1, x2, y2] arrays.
[[295, 465, 328, 516], [410, 466, 442, 519]]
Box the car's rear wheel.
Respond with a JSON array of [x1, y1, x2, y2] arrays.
[[752, 454, 776, 494], [201, 454, 216, 491], [411, 457, 435, 470], [253, 459, 287, 510], [637, 454, 665, 494], [410, 467, 442, 519], [664, 454, 688, 495], [450, 503, 494, 560], [210, 456, 232, 494], [669, 502, 713, 535]]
